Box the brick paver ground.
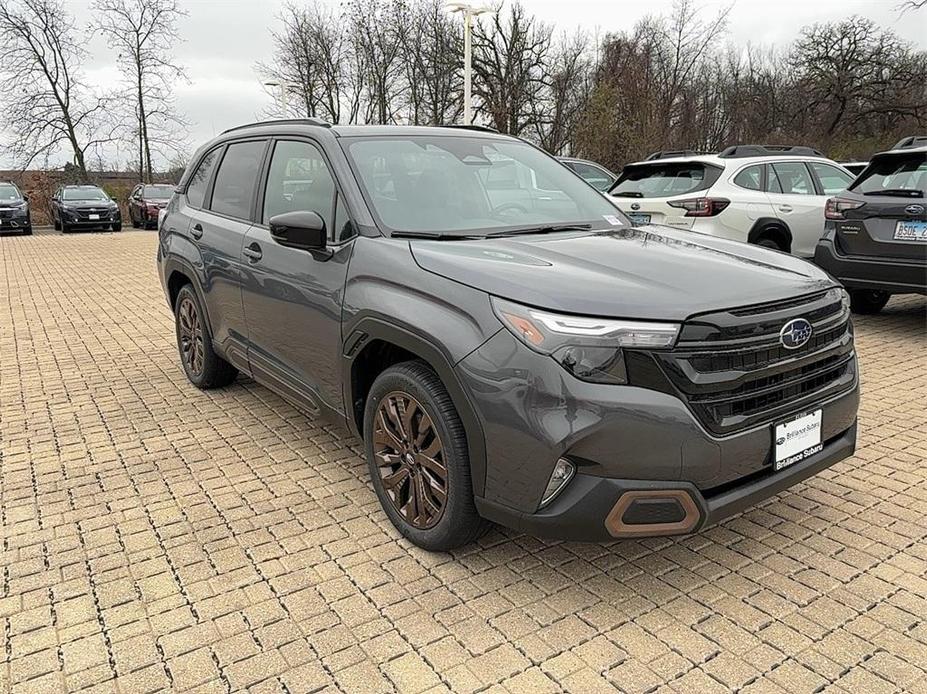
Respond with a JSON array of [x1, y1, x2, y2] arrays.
[[1, 230, 926, 694]]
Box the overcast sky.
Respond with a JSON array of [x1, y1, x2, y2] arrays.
[[4, 0, 926, 169]]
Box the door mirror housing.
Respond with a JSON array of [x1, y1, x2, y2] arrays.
[[269, 211, 327, 251]]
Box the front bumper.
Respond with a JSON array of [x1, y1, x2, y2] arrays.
[[459, 329, 859, 540], [61, 210, 121, 227], [476, 422, 856, 541], [815, 233, 927, 294]]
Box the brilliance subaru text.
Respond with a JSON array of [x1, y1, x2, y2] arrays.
[[157, 121, 859, 550]]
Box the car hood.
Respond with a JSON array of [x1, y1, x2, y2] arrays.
[[409, 226, 836, 320], [63, 201, 113, 208]]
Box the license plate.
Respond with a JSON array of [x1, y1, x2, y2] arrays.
[[774, 410, 822, 471], [626, 212, 651, 225], [894, 220, 927, 241], [89, 214, 100, 220]]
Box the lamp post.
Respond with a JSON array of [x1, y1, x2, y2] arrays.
[[446, 3, 492, 125], [264, 80, 302, 117]]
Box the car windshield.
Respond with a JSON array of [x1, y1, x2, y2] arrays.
[[343, 135, 625, 235], [0, 184, 20, 201], [143, 184, 174, 198], [63, 187, 109, 201], [850, 153, 927, 196], [610, 162, 718, 198]]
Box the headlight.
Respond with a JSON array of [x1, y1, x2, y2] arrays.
[[491, 297, 680, 384], [840, 287, 850, 313], [11, 201, 27, 210]]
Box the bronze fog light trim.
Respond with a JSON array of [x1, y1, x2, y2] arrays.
[[604, 489, 700, 538]]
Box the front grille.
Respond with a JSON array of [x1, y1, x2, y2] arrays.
[[75, 208, 112, 220], [651, 289, 856, 436]]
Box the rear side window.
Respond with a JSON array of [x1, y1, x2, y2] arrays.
[[733, 165, 763, 191], [571, 162, 615, 192], [768, 162, 814, 195], [210, 140, 266, 220], [850, 153, 926, 197], [611, 163, 719, 198], [809, 162, 854, 195], [186, 148, 220, 209]]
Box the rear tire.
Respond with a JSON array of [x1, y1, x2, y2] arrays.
[[173, 284, 238, 389], [364, 360, 490, 551], [849, 289, 890, 314]]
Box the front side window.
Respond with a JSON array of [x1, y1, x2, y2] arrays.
[[210, 140, 266, 220], [263, 140, 335, 230], [344, 136, 624, 234], [733, 165, 763, 191], [768, 162, 814, 195], [186, 148, 220, 209], [612, 163, 719, 198], [850, 153, 926, 197], [809, 163, 854, 195]]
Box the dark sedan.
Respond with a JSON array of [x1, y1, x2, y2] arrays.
[[51, 185, 122, 233], [128, 183, 174, 229]]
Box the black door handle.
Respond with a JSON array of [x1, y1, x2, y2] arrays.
[[242, 243, 262, 261], [190, 223, 203, 239]]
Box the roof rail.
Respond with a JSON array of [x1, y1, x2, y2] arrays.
[[891, 135, 927, 150], [222, 118, 331, 134], [440, 124, 500, 134], [718, 144, 824, 159], [644, 149, 705, 161]]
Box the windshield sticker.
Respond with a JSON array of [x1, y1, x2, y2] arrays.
[[603, 215, 623, 226]]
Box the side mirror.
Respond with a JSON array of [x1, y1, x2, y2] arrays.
[[269, 211, 327, 251], [22, 195, 29, 202]]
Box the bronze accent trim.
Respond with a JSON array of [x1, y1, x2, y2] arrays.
[[604, 490, 700, 538]]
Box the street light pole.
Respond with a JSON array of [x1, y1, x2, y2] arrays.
[[446, 3, 492, 125], [263, 80, 301, 117]]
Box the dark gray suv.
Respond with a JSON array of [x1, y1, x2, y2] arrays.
[[157, 120, 859, 550]]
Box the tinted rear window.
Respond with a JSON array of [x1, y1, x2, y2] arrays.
[[850, 153, 926, 196], [209, 140, 266, 219], [611, 163, 720, 198]]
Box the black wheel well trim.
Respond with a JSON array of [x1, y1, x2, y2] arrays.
[[162, 256, 213, 333], [748, 218, 792, 249], [342, 317, 488, 498]]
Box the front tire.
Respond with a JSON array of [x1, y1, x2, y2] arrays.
[[173, 284, 238, 389], [849, 289, 890, 314], [112, 222, 122, 231], [364, 360, 490, 551], [53, 216, 61, 231]]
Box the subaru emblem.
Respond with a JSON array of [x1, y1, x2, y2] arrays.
[[904, 204, 925, 216], [630, 202, 640, 210], [779, 318, 813, 350]]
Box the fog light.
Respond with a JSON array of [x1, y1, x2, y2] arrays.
[[540, 458, 575, 508]]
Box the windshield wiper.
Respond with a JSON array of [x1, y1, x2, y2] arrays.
[[610, 192, 643, 198], [488, 223, 592, 238], [391, 230, 483, 240], [863, 188, 923, 198]]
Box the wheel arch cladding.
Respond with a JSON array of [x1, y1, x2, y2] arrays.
[[343, 319, 490, 498]]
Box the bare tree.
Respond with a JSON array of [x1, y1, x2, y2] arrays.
[[531, 30, 592, 154], [93, 0, 188, 183], [0, 0, 111, 177], [349, 0, 407, 124], [471, 2, 552, 135], [260, 1, 348, 123]]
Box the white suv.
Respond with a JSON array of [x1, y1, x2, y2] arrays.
[[608, 145, 855, 257]]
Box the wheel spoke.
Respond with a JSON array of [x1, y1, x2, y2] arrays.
[[381, 465, 409, 491], [414, 414, 434, 448], [402, 399, 419, 443], [385, 397, 408, 441], [375, 411, 403, 450], [417, 452, 446, 479]]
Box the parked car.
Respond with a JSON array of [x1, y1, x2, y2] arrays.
[[128, 183, 175, 229], [158, 121, 859, 550], [815, 136, 926, 313], [840, 161, 868, 177], [608, 145, 856, 257], [558, 157, 617, 192], [50, 185, 122, 233], [0, 181, 32, 235]]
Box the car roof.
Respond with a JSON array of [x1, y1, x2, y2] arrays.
[[623, 153, 842, 168], [218, 120, 512, 141]]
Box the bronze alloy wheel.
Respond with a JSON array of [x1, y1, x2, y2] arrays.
[[177, 296, 205, 377], [373, 392, 448, 529]]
